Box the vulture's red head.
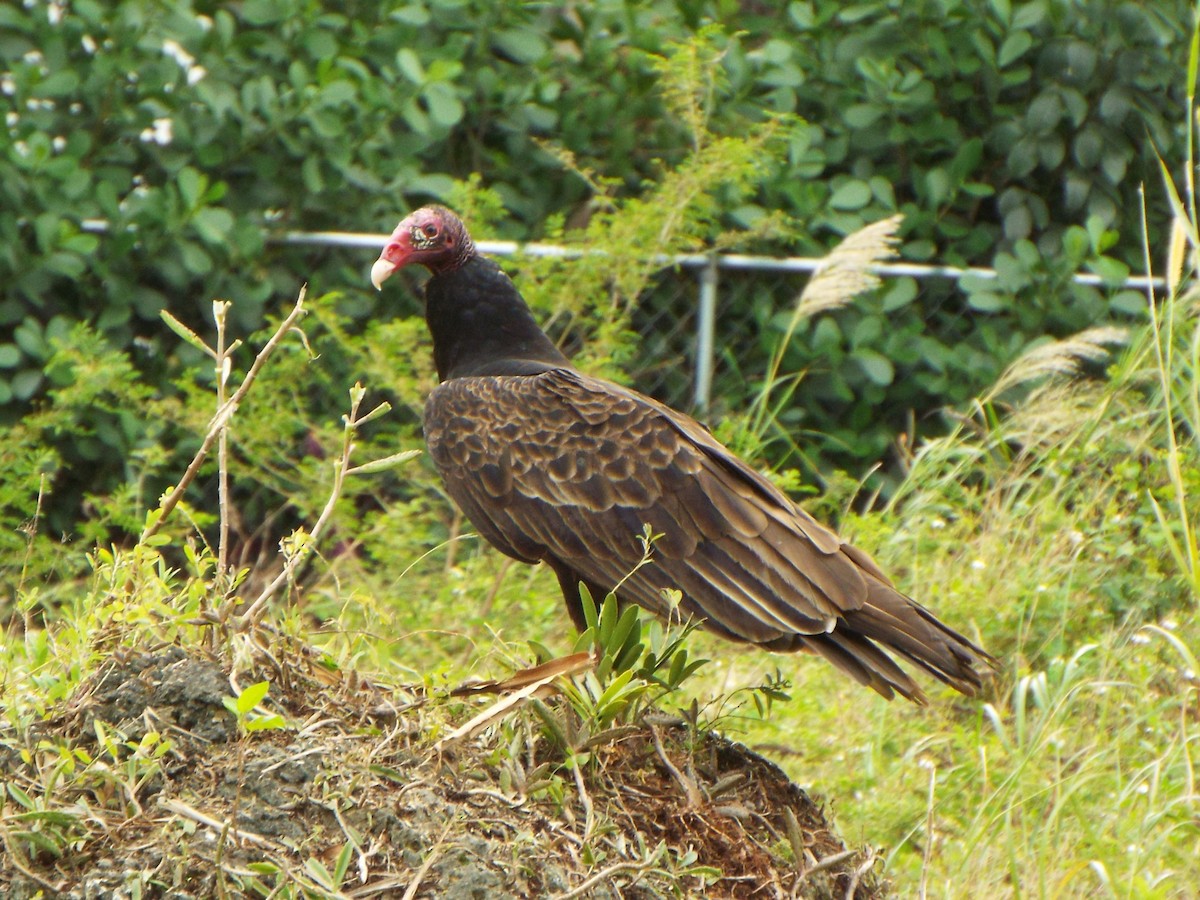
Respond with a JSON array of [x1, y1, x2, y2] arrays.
[[371, 205, 475, 289]]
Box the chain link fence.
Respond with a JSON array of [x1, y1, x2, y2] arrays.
[[278, 228, 1163, 419]]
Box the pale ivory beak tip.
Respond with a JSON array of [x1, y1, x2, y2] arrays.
[[370, 258, 397, 291]]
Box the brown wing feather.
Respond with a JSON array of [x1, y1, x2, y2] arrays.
[[424, 368, 993, 700]]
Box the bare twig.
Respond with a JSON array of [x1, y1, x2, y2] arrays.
[[234, 386, 358, 628], [919, 761, 936, 900], [159, 797, 279, 849], [214, 300, 232, 581], [844, 849, 878, 900], [401, 822, 452, 900], [552, 858, 660, 900], [649, 723, 703, 807], [571, 757, 596, 843], [141, 286, 308, 544], [14, 472, 47, 635], [797, 848, 856, 881]]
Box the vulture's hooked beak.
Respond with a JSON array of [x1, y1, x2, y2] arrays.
[[372, 222, 417, 290], [370, 258, 397, 291]]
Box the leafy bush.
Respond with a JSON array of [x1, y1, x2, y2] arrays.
[[0, 26, 787, 604], [0, 0, 1191, 519]]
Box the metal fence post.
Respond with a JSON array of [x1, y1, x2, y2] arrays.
[[693, 255, 719, 413]]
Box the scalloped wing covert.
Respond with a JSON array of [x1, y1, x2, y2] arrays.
[[424, 369, 991, 701]]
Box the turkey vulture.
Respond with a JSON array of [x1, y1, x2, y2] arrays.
[[371, 206, 994, 702]]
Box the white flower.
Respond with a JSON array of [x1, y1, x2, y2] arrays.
[[162, 39, 195, 69], [139, 117, 174, 145], [5, 111, 17, 127], [81, 35, 97, 54], [971, 559, 985, 571], [196, 14, 213, 30], [1, 74, 15, 96], [930, 517, 946, 530], [52, 135, 65, 151], [47, 2, 63, 24], [186, 65, 207, 86]]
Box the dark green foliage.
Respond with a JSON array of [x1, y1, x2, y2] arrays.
[[690, 0, 1187, 482], [0, 0, 1190, 528]]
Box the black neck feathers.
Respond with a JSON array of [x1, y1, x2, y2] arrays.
[[424, 256, 573, 381]]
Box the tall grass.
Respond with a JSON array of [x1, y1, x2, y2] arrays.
[[704, 28, 1200, 894]]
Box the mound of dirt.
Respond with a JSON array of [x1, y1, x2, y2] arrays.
[[1, 640, 885, 898]]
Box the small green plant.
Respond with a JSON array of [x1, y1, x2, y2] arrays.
[[221, 681, 286, 734]]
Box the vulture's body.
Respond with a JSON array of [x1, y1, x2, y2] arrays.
[[372, 207, 994, 702]]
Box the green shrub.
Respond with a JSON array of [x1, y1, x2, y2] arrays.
[[0, 0, 1191, 518]]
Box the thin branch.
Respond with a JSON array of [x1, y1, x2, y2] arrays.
[[649, 723, 703, 807], [552, 858, 660, 900], [141, 286, 308, 544], [401, 823, 453, 900], [843, 849, 877, 900], [215, 300, 232, 580], [159, 797, 279, 849], [234, 380, 358, 628]]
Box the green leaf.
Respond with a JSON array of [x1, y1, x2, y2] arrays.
[[843, 104, 883, 128], [1011, 1, 1046, 29], [0, 344, 21, 368], [854, 350, 894, 386], [304, 858, 334, 888], [580, 584, 599, 632], [396, 48, 424, 84], [1061, 226, 1089, 262], [1026, 92, 1062, 132], [346, 449, 421, 476], [35, 69, 80, 97], [423, 82, 463, 127], [192, 207, 234, 244], [1109, 291, 1145, 315], [241, 0, 285, 25], [177, 167, 206, 210], [998, 31, 1033, 67], [244, 714, 285, 731], [598, 592, 618, 646], [828, 179, 871, 210], [925, 167, 951, 206], [12, 369, 43, 400], [333, 842, 354, 886], [6, 782, 36, 810], [236, 680, 271, 715], [492, 29, 548, 65], [966, 290, 1006, 312], [161, 310, 215, 357], [180, 241, 213, 275], [1087, 256, 1130, 287]]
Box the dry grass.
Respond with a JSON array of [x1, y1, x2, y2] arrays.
[[0, 627, 882, 898]]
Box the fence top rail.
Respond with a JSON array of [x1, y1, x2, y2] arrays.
[[79, 219, 1166, 291], [274, 229, 1165, 291]]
